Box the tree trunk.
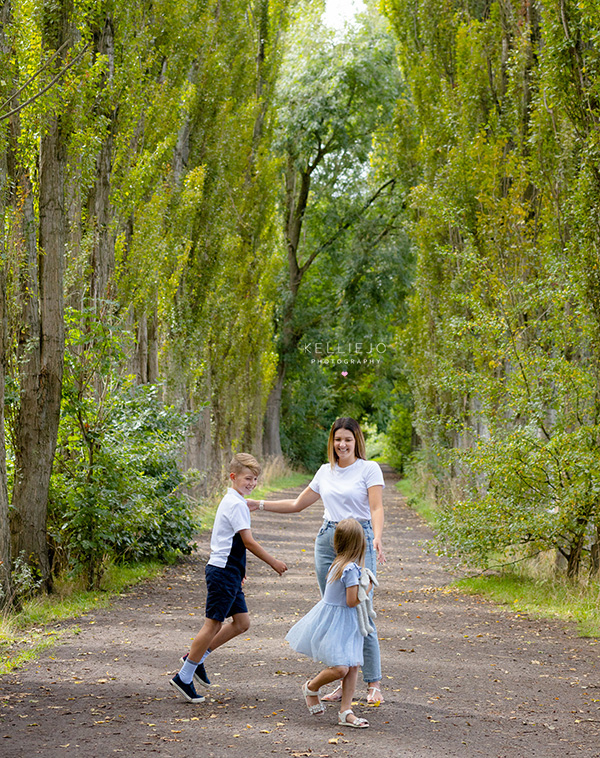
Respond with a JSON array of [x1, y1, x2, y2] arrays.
[[263, 363, 284, 457], [134, 312, 148, 384], [89, 15, 115, 304], [0, 257, 11, 608], [262, 158, 309, 456], [0, 0, 13, 607], [10, 0, 71, 591], [147, 308, 159, 384]]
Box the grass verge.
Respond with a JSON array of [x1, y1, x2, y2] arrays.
[[1, 560, 165, 675], [456, 572, 600, 638], [397, 465, 600, 638], [395, 475, 437, 524]]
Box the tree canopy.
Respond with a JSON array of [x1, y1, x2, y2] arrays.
[[4, 0, 600, 602]]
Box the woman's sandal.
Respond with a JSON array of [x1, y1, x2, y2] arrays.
[[338, 709, 369, 728], [367, 685, 384, 704], [302, 680, 325, 715], [321, 683, 343, 703]]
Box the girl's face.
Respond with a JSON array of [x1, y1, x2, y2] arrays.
[[333, 428, 356, 466]]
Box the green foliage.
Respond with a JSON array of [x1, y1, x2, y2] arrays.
[[3, 0, 297, 600], [49, 307, 199, 589], [383, 0, 600, 576], [382, 404, 412, 473], [274, 5, 412, 463], [0, 553, 43, 608]]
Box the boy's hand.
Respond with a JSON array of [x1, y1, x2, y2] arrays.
[[272, 559, 288, 576]]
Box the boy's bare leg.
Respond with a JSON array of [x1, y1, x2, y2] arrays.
[[202, 612, 250, 653], [189, 618, 222, 662]]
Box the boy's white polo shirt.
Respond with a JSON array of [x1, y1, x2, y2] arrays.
[[207, 487, 251, 572]]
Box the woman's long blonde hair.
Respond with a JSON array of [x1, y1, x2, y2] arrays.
[[328, 518, 366, 582]]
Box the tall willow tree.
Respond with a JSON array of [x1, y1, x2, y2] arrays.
[[8, 0, 76, 590], [1, 0, 294, 591], [264, 2, 407, 460], [151, 0, 291, 474], [384, 0, 600, 576]]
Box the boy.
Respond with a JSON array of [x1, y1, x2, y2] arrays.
[[170, 453, 288, 702]]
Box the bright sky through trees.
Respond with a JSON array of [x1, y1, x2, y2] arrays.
[[323, 0, 366, 29]]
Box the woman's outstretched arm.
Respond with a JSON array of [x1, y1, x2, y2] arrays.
[[247, 485, 320, 513]]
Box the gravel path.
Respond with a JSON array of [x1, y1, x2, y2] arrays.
[[1, 465, 599, 757]]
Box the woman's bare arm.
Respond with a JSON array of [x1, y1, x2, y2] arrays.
[[247, 485, 320, 513], [368, 484, 385, 564]]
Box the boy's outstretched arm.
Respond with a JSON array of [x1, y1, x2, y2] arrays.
[[239, 529, 287, 575]]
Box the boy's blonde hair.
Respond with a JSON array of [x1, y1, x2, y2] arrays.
[[328, 518, 366, 582], [230, 452, 261, 477]]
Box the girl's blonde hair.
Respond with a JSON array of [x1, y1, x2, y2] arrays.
[[328, 518, 366, 582], [327, 417, 367, 467]]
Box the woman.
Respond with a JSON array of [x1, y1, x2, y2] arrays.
[[248, 417, 386, 704]]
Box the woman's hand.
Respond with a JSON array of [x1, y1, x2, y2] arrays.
[[368, 485, 385, 564], [374, 536, 386, 565], [246, 499, 259, 511]]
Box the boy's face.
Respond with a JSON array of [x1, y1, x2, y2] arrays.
[[230, 467, 258, 497]]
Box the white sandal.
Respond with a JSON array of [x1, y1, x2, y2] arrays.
[[321, 683, 343, 702], [338, 709, 369, 728], [302, 680, 324, 715], [367, 684, 384, 704]]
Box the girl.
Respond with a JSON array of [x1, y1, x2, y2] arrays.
[[285, 518, 372, 728]]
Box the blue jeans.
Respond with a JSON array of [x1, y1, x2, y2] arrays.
[[314, 519, 382, 684]]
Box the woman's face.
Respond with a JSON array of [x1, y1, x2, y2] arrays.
[[333, 428, 356, 465]]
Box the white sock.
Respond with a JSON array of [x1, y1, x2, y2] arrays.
[[199, 648, 211, 664], [178, 656, 200, 684]]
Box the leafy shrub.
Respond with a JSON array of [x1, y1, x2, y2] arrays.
[[50, 381, 199, 589], [48, 308, 199, 589]]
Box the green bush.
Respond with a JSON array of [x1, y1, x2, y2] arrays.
[[48, 308, 199, 589], [50, 381, 198, 589]]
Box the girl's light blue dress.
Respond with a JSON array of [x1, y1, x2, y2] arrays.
[[285, 563, 363, 667]]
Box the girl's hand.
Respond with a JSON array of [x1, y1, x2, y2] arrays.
[[374, 537, 386, 565]]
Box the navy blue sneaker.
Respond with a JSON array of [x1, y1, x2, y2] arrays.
[[169, 673, 205, 703], [180, 654, 211, 688]]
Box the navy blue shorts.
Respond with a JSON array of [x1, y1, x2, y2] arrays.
[[204, 564, 248, 622]]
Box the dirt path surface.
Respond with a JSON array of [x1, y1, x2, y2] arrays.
[[2, 465, 600, 757]]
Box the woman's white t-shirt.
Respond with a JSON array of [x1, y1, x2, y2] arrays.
[[308, 458, 385, 522]]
